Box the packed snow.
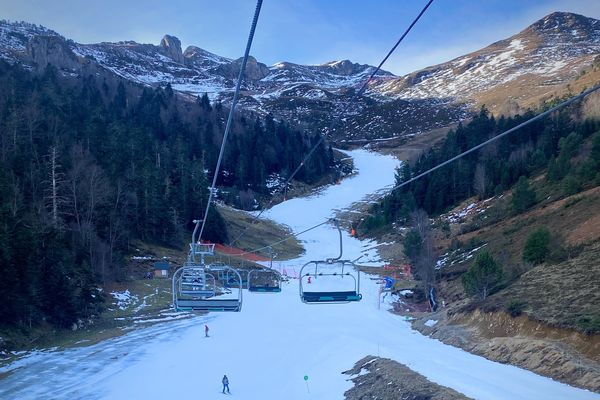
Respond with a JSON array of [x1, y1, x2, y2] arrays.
[[0, 150, 598, 400]]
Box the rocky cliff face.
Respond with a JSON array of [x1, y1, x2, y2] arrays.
[[26, 35, 80, 71], [159, 34, 184, 64], [216, 55, 270, 81]]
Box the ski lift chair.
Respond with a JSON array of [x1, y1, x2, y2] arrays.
[[298, 219, 362, 304], [179, 264, 216, 297], [172, 219, 243, 312], [248, 268, 282, 293], [299, 259, 362, 303], [174, 264, 242, 312]]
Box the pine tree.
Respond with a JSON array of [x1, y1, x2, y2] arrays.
[[511, 176, 536, 213], [522, 227, 551, 265], [462, 251, 503, 300]]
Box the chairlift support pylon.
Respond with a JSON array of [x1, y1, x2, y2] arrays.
[[299, 220, 362, 304]]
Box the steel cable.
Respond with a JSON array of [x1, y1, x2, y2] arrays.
[[229, 0, 435, 247], [198, 0, 264, 241]]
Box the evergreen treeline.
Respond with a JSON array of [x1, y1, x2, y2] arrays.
[[0, 60, 331, 329], [365, 106, 600, 228]]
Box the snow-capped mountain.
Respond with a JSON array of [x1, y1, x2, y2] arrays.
[[1, 11, 599, 141], [370, 12, 600, 114], [0, 19, 399, 136]]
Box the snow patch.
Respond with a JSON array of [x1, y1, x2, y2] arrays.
[[110, 290, 138, 310]]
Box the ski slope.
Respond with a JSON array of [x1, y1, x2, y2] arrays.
[[1, 149, 599, 400]]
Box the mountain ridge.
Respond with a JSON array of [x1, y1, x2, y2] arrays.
[[369, 11, 600, 114], [1, 11, 599, 141]]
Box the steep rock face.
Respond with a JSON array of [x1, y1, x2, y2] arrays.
[[216, 55, 270, 81], [319, 59, 372, 76], [159, 34, 184, 64], [26, 35, 80, 71], [0, 20, 62, 62]]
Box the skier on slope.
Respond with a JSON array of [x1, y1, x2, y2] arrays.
[[205, 324, 209, 337], [222, 375, 230, 394]]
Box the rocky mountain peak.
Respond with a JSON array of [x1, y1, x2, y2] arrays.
[[321, 59, 360, 75], [524, 11, 600, 39], [160, 34, 184, 64], [366, 10, 600, 122], [183, 45, 231, 68]]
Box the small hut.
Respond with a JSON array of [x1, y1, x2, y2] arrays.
[[153, 261, 170, 278]]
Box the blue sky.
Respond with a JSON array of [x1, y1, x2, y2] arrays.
[[1, 0, 600, 75]]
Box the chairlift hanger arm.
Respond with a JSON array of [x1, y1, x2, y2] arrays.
[[324, 219, 343, 263]]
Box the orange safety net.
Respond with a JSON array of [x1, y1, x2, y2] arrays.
[[213, 243, 270, 262]]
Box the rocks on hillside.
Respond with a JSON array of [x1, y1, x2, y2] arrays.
[[343, 356, 472, 400], [321, 59, 369, 76], [26, 35, 80, 71], [160, 34, 184, 64], [527, 11, 600, 39], [217, 55, 270, 81]]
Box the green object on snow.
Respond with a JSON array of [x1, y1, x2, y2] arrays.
[[304, 375, 309, 381]]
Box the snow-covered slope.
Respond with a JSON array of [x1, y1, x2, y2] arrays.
[[73, 40, 231, 95], [0, 20, 61, 58], [370, 12, 600, 112], [1, 150, 599, 400]]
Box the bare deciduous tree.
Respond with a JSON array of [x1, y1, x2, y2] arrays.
[[410, 209, 437, 291], [473, 162, 486, 199], [67, 145, 111, 277], [582, 91, 600, 119], [43, 146, 67, 229]]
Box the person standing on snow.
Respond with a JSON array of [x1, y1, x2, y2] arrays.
[[222, 375, 230, 394], [205, 324, 209, 337]]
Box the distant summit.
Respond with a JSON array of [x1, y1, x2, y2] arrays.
[[369, 11, 600, 114], [527, 11, 599, 35]]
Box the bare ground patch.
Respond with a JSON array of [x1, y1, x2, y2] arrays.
[[411, 309, 600, 393], [343, 356, 471, 400]]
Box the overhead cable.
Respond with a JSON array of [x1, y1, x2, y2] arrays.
[[198, 0, 264, 242], [229, 0, 435, 247], [391, 82, 600, 192]]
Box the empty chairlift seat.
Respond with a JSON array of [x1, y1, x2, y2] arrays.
[[299, 260, 362, 304], [173, 220, 243, 312], [248, 268, 282, 293], [175, 298, 242, 312], [173, 264, 243, 312], [179, 267, 216, 297]]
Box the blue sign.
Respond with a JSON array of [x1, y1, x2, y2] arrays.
[[384, 276, 394, 289]]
